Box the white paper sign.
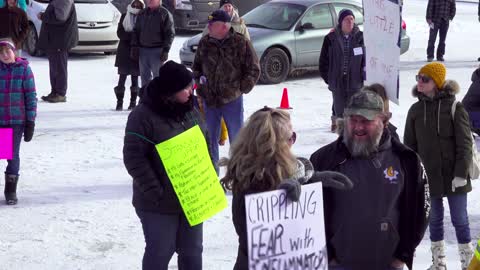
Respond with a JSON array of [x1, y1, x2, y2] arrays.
[[245, 182, 327, 270], [364, 0, 402, 104]]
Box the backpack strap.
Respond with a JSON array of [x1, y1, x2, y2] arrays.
[[451, 100, 459, 120]]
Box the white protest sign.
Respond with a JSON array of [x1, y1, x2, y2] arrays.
[[364, 0, 402, 104], [245, 182, 327, 270]]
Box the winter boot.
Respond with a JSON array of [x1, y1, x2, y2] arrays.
[[428, 240, 447, 270], [128, 86, 139, 110], [458, 242, 474, 270], [4, 174, 19, 205], [114, 86, 125, 111]]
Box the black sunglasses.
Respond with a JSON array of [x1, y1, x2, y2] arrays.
[[260, 106, 273, 112], [416, 75, 431, 83]]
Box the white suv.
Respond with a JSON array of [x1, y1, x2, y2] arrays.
[[24, 0, 121, 56]]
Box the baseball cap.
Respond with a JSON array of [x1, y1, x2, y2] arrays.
[[344, 90, 384, 120], [208, 9, 231, 23]]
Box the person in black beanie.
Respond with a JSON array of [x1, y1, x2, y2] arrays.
[[123, 60, 209, 270], [319, 8, 365, 133]]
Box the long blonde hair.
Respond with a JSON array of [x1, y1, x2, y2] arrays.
[[220, 107, 297, 194]]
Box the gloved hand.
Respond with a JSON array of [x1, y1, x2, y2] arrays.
[[278, 179, 301, 202], [160, 51, 168, 62], [309, 171, 353, 190], [452, 177, 467, 192], [23, 121, 35, 142], [130, 47, 139, 60]]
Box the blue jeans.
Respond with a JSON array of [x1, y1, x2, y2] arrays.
[[1, 125, 24, 176], [204, 96, 244, 172], [429, 194, 471, 244], [135, 210, 203, 270], [139, 47, 163, 87]]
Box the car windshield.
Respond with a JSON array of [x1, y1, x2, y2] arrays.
[[243, 2, 307, 31]]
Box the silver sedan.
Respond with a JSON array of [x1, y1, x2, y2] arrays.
[[180, 0, 410, 84]]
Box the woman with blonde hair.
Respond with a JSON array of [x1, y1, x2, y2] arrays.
[[220, 106, 352, 269]]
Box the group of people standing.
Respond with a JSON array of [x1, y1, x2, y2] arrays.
[[121, 3, 479, 270], [1, 0, 479, 269], [318, 4, 477, 270], [122, 0, 261, 269]]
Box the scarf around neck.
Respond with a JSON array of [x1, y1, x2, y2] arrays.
[[123, 5, 142, 32]]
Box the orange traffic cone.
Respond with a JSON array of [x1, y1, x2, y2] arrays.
[[278, 88, 292, 109]]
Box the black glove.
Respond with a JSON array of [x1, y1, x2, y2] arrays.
[[130, 47, 139, 61], [309, 171, 353, 190], [278, 179, 301, 201], [142, 186, 163, 205], [23, 121, 35, 142], [160, 51, 168, 62]]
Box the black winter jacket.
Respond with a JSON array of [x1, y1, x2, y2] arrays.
[[462, 68, 480, 114], [310, 132, 429, 270], [115, 14, 139, 76], [319, 25, 364, 92], [123, 86, 209, 213], [37, 3, 78, 51], [132, 6, 175, 51]]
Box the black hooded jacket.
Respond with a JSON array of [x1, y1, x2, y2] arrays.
[[462, 68, 480, 114], [310, 130, 429, 270], [123, 83, 209, 213]]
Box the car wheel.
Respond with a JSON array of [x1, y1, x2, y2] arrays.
[[24, 24, 41, 56], [259, 48, 290, 84]]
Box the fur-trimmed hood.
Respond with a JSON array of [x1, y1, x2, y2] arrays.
[[412, 79, 460, 98]]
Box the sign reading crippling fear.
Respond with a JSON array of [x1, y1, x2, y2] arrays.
[[364, 0, 402, 104], [156, 125, 227, 227], [245, 182, 327, 270]]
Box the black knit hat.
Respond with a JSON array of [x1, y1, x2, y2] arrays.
[[149, 61, 193, 97], [338, 9, 355, 25], [219, 0, 235, 7]]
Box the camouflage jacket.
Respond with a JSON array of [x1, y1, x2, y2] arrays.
[[192, 29, 260, 107]]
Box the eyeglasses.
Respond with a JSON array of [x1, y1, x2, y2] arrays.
[[288, 131, 297, 145], [416, 75, 431, 83]]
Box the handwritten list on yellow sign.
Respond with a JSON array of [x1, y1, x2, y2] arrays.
[[156, 125, 227, 226]]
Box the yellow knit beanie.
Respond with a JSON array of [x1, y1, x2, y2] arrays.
[[418, 62, 446, 89]]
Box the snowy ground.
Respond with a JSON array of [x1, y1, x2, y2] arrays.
[[1, 0, 480, 269]]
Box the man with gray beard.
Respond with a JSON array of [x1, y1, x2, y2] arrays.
[[310, 89, 430, 270]]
